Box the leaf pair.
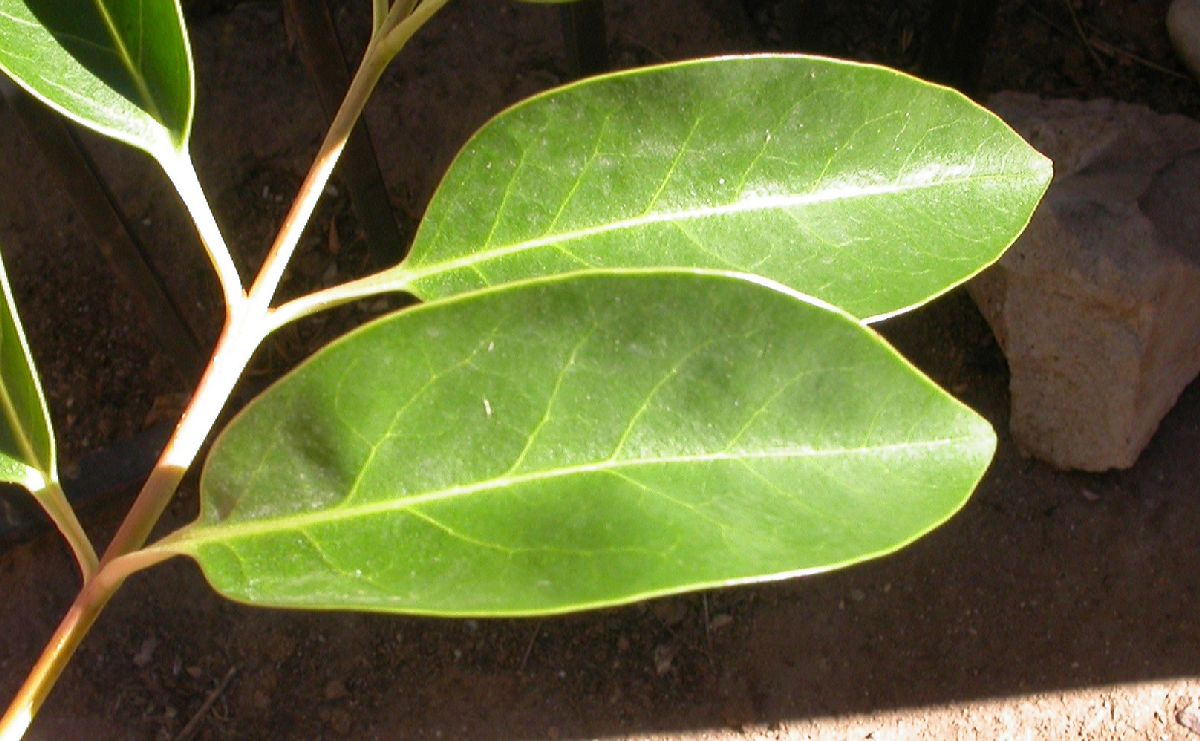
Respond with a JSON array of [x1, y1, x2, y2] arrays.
[[0, 0, 1052, 616], [163, 58, 1050, 615]]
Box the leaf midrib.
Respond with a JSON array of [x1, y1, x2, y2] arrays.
[[406, 170, 1027, 283], [91, 0, 167, 137], [177, 435, 981, 548]]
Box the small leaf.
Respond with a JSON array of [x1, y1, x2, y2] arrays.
[[0, 248, 54, 492], [0, 0, 193, 158], [170, 271, 994, 616], [396, 55, 1051, 321], [0, 247, 98, 578]]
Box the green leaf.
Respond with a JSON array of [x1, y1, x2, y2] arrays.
[[169, 271, 994, 616], [395, 55, 1051, 322], [0, 247, 98, 578], [0, 0, 193, 158], [0, 248, 54, 492]]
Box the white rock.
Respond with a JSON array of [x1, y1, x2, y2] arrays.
[[1168, 0, 1200, 83], [970, 94, 1200, 471]]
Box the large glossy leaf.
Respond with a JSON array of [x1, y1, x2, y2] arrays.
[[0, 0, 193, 158], [167, 271, 995, 616], [0, 249, 53, 492], [392, 55, 1051, 322]]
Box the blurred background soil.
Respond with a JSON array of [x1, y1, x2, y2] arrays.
[[0, 0, 1198, 738]]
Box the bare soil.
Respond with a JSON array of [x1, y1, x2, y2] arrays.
[[1, 0, 1198, 738]]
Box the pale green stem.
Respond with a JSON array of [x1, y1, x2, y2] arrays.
[[245, 56, 384, 316], [0, 543, 177, 741], [261, 0, 452, 334], [99, 315, 264, 560], [372, 0, 388, 31], [0, 209, 266, 741], [264, 266, 412, 334], [0, 4, 456, 735], [32, 480, 98, 583], [382, 0, 423, 35], [379, 0, 450, 58], [108, 23, 414, 553], [164, 151, 247, 315], [248, 0, 451, 317]]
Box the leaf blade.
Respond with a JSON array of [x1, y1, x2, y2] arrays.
[[397, 55, 1051, 321], [0, 246, 98, 578], [0, 0, 193, 158], [0, 247, 54, 491], [175, 271, 994, 616]]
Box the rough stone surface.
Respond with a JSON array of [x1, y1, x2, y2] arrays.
[[1169, 0, 1200, 83], [971, 93, 1200, 471]]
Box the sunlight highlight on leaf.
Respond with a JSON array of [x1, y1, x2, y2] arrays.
[[395, 55, 1051, 321]]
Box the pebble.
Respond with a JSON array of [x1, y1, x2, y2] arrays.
[[132, 636, 158, 668], [651, 599, 688, 627], [1178, 703, 1200, 735], [327, 708, 352, 735], [708, 613, 734, 632], [324, 678, 349, 701], [652, 643, 677, 675], [1168, 0, 1200, 82]]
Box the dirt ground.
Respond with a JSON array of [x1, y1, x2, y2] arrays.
[[1, 0, 1199, 738]]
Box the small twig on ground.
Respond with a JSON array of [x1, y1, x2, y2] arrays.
[[1080, 19, 1193, 80], [518, 622, 542, 674], [702, 594, 713, 651], [1060, 0, 1107, 72], [1027, 6, 1191, 81], [174, 665, 238, 741], [701, 593, 716, 668]]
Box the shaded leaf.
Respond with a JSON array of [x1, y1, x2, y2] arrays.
[[0, 0, 193, 158], [170, 271, 994, 616], [0, 248, 54, 492], [0, 247, 97, 579], [395, 55, 1050, 321]]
